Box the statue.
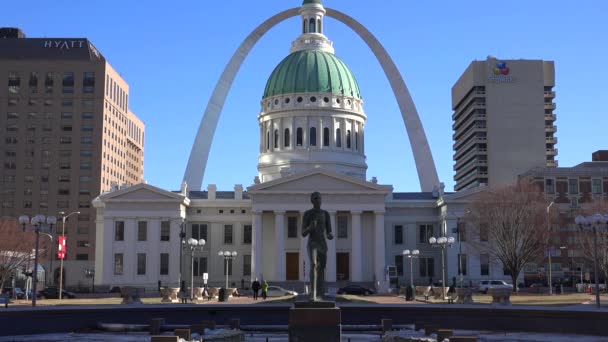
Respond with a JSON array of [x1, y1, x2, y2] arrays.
[[302, 192, 333, 301]]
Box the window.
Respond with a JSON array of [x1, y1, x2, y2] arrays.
[[243, 224, 252, 244], [81, 125, 94, 132], [458, 254, 467, 276], [81, 136, 92, 144], [284, 128, 290, 148], [137, 253, 146, 275], [309, 17, 315, 33], [419, 224, 433, 243], [457, 221, 466, 242], [592, 179, 602, 194], [82, 112, 94, 120], [138, 221, 147, 241], [62, 100, 73, 107], [223, 258, 233, 276], [8, 72, 20, 93], [160, 220, 170, 241], [80, 150, 92, 157], [193, 257, 207, 276], [545, 179, 555, 194], [568, 179, 579, 195], [336, 128, 342, 147], [346, 130, 351, 149], [160, 253, 169, 275], [419, 257, 434, 277], [337, 215, 348, 238], [83, 72, 95, 93], [274, 129, 279, 148], [243, 255, 251, 276], [479, 223, 488, 241], [355, 132, 359, 150], [309, 127, 317, 146], [266, 131, 269, 150], [80, 162, 91, 169], [224, 224, 233, 244], [7, 112, 18, 119], [394, 225, 403, 244], [288, 217, 298, 238], [29, 72, 38, 93], [44, 72, 54, 93], [395, 255, 404, 276], [114, 221, 124, 241], [62, 72, 74, 93], [76, 254, 88, 260], [296, 127, 303, 146], [191, 223, 208, 242], [323, 127, 330, 146], [114, 253, 123, 275], [61, 112, 73, 119], [77, 240, 89, 247], [480, 254, 490, 276]]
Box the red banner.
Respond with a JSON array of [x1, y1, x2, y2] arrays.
[[58, 236, 66, 259]]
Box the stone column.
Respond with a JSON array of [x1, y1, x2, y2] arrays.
[[351, 211, 362, 282], [374, 211, 386, 284], [275, 211, 286, 281], [326, 211, 337, 282], [252, 211, 263, 281]]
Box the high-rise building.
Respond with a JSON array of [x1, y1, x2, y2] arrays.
[[451, 56, 557, 191], [0, 28, 144, 285]]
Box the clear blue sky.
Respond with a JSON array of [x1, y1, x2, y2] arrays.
[[4, 1, 607, 192]]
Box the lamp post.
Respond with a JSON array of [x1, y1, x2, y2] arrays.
[[184, 238, 205, 300], [575, 213, 608, 309], [58, 211, 79, 300], [84, 268, 95, 293], [40, 232, 53, 285], [429, 236, 455, 300], [178, 219, 187, 288], [218, 251, 237, 289], [402, 249, 420, 288], [547, 202, 554, 295], [18, 214, 57, 307]]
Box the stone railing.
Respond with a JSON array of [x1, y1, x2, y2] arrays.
[[120, 286, 145, 304], [455, 288, 474, 304], [431, 286, 449, 300], [160, 287, 180, 303], [488, 288, 512, 305], [415, 286, 431, 299]]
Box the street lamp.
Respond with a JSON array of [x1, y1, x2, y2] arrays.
[[218, 250, 237, 289], [184, 238, 205, 300], [84, 268, 95, 293], [402, 249, 420, 288], [40, 232, 53, 285], [58, 211, 80, 300], [18, 214, 57, 307], [547, 202, 555, 295], [575, 213, 608, 309], [178, 219, 187, 288], [429, 236, 455, 300]]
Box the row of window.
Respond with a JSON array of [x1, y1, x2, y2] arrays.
[[105, 75, 128, 112], [7, 98, 95, 108], [5, 124, 94, 133], [394, 253, 494, 278], [545, 178, 603, 195], [4, 136, 93, 145], [113, 253, 251, 277], [393, 224, 467, 245], [6, 112, 94, 120], [265, 127, 359, 150], [8, 71, 95, 95]]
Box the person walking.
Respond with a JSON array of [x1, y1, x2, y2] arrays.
[[251, 278, 261, 300], [261, 280, 269, 300]]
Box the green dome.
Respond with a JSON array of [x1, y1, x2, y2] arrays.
[[263, 50, 361, 99]]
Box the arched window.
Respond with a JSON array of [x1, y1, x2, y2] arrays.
[[284, 128, 290, 148], [266, 131, 270, 150], [303, 19, 307, 33], [317, 18, 322, 33], [355, 131, 359, 150], [336, 128, 342, 148], [346, 130, 351, 149], [296, 127, 303, 146], [309, 127, 317, 146], [323, 127, 330, 147], [274, 129, 279, 148], [309, 18, 316, 33]]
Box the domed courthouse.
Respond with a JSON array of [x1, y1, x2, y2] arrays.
[[93, 1, 509, 292]]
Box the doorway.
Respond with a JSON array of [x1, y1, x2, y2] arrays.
[[336, 252, 350, 281], [286, 252, 299, 280]]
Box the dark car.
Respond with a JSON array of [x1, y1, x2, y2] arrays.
[[337, 284, 374, 296], [38, 287, 76, 299], [2, 287, 25, 299]]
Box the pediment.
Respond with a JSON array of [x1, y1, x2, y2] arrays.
[[248, 169, 391, 194], [99, 183, 186, 203]]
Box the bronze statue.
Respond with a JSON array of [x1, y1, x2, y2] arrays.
[[302, 192, 333, 301]]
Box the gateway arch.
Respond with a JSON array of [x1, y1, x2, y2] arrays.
[[183, 7, 440, 192]]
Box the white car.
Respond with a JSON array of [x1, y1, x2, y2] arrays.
[[265, 286, 298, 297], [478, 280, 513, 293]]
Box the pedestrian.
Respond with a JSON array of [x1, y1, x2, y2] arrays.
[[180, 280, 188, 304], [251, 278, 261, 300], [261, 280, 269, 300]]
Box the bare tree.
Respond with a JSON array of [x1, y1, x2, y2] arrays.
[[0, 218, 36, 289], [466, 182, 550, 292], [578, 200, 608, 288]]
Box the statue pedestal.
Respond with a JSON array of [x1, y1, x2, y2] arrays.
[[288, 301, 341, 342]]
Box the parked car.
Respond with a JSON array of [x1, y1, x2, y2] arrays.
[[1, 287, 25, 299], [265, 286, 298, 297], [37, 287, 76, 299], [337, 284, 375, 296], [478, 280, 514, 293]]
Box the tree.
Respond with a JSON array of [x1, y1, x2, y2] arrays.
[[466, 182, 550, 292], [0, 218, 36, 289], [578, 200, 608, 288]]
